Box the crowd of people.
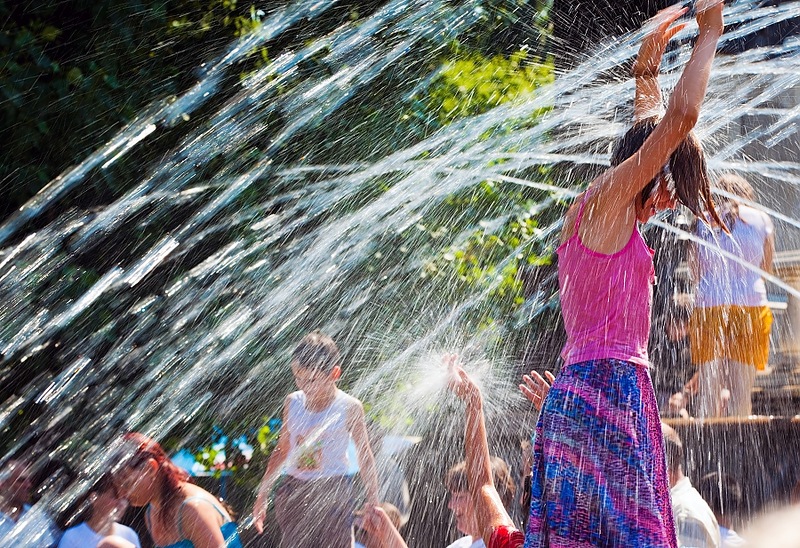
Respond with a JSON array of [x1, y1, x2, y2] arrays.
[[0, 1, 796, 547]]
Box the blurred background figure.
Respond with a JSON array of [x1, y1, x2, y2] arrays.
[[662, 423, 721, 548], [650, 304, 695, 417], [0, 458, 61, 547], [741, 504, 800, 548], [697, 472, 745, 548], [58, 472, 140, 548], [689, 173, 775, 417], [369, 425, 412, 526]]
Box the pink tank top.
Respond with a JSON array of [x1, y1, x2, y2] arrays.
[[557, 194, 655, 367]]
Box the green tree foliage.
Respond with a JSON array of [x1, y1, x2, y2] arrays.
[[0, 0, 266, 220], [426, 49, 553, 125], [404, 44, 558, 336]]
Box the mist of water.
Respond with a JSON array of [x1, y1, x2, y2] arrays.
[[1, 0, 800, 545]]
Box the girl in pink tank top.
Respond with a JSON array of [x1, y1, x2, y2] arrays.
[[358, 5, 728, 548], [557, 190, 656, 368], [438, 5, 728, 548]]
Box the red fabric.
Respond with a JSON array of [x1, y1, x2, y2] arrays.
[[489, 525, 524, 548]]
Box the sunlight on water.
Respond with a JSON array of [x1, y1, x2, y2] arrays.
[[1, 0, 800, 543]]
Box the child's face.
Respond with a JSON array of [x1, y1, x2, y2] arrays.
[[92, 485, 128, 521], [447, 489, 478, 536], [291, 362, 340, 399]]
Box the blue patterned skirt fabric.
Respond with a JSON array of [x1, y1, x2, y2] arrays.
[[524, 359, 677, 548]]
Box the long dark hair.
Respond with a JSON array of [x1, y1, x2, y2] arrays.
[[59, 472, 117, 529], [610, 117, 725, 229]]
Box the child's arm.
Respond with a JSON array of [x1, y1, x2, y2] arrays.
[[252, 398, 291, 534], [446, 355, 516, 546], [633, 6, 688, 121], [360, 505, 408, 548], [348, 398, 380, 505]]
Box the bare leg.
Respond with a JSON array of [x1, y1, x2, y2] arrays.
[[697, 359, 725, 418], [724, 360, 756, 416]]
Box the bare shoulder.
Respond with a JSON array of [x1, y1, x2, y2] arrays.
[[339, 390, 365, 412], [179, 489, 226, 526], [560, 196, 582, 242]]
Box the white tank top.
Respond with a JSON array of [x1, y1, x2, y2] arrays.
[[695, 205, 773, 308], [285, 389, 352, 480]]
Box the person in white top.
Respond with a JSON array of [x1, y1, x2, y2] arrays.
[[444, 458, 516, 548], [687, 173, 775, 417], [58, 473, 141, 548], [662, 424, 721, 548], [252, 330, 379, 548]]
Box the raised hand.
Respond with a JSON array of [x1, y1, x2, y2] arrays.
[[252, 498, 267, 534], [444, 353, 481, 404], [519, 370, 555, 412], [633, 4, 689, 77], [358, 505, 408, 548], [695, 0, 724, 35]]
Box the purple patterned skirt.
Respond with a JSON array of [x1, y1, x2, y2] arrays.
[[524, 359, 676, 548]]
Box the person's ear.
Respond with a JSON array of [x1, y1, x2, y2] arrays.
[[331, 365, 342, 381]]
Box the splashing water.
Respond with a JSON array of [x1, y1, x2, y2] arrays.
[[2, 0, 800, 545]]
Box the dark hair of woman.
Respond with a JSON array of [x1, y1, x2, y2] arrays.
[[611, 116, 726, 230], [713, 172, 755, 230]]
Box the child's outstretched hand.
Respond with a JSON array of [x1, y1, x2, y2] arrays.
[[358, 505, 408, 548], [633, 4, 688, 77], [519, 370, 555, 412], [444, 353, 480, 404], [252, 498, 267, 534], [695, 0, 724, 34]]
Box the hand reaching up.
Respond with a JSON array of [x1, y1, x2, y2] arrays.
[[444, 353, 481, 405], [696, 0, 724, 35], [520, 370, 555, 412], [633, 4, 688, 77], [359, 505, 408, 548]]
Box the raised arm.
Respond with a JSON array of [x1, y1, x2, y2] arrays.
[[633, 6, 688, 121], [446, 355, 515, 546], [609, 1, 723, 202], [348, 399, 380, 505]]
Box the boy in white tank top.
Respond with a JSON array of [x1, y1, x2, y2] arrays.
[[252, 330, 379, 547]]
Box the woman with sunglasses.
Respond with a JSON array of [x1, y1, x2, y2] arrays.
[[112, 433, 242, 548]]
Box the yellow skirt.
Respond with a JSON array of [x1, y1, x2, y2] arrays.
[[689, 305, 773, 370]]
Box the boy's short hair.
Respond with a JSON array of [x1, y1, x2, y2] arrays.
[[661, 423, 684, 474], [445, 457, 516, 509], [698, 472, 742, 517], [292, 330, 341, 372]]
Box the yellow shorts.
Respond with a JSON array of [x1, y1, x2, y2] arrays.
[[689, 305, 773, 370]]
